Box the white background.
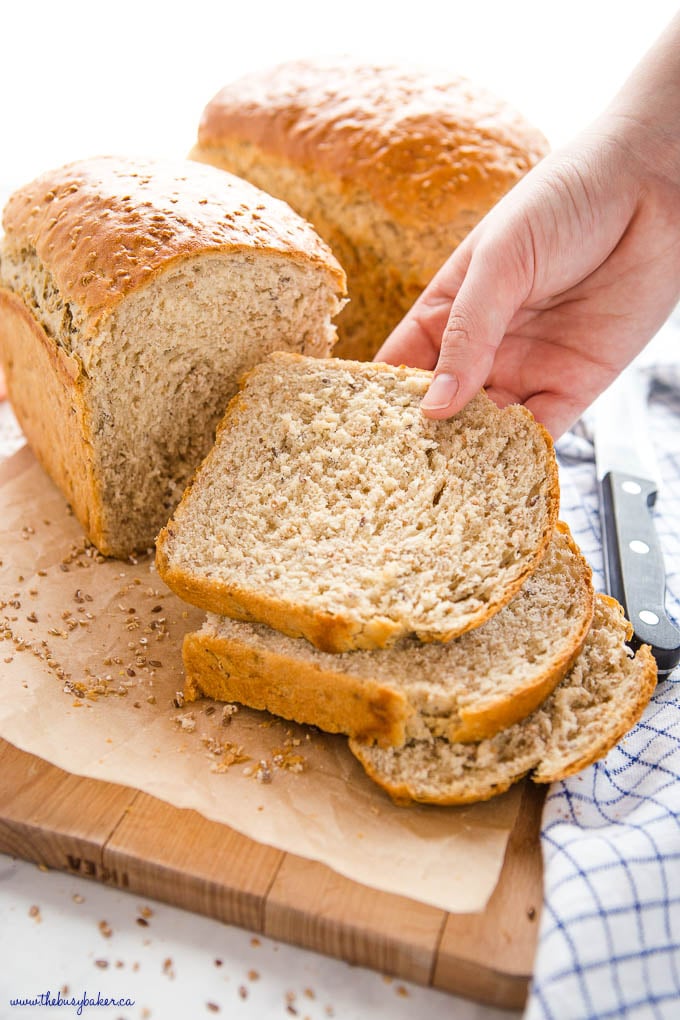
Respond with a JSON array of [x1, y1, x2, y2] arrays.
[[1, 2, 679, 1018]]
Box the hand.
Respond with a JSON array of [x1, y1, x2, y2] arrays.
[[376, 18, 680, 438]]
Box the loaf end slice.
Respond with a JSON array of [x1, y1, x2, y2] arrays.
[[157, 353, 560, 652], [181, 522, 593, 746], [349, 596, 657, 804]]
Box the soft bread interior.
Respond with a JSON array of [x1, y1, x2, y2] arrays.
[[157, 353, 558, 649]]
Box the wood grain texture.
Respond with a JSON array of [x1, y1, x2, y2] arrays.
[[0, 737, 543, 1006], [433, 781, 545, 1008], [103, 792, 284, 932], [0, 739, 137, 886], [264, 855, 446, 984]]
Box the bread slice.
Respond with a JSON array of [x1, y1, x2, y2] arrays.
[[0, 156, 346, 556], [191, 59, 548, 360], [157, 352, 560, 652], [349, 596, 657, 804], [182, 523, 593, 746]]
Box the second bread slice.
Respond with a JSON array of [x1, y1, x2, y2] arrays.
[[157, 353, 559, 652], [181, 523, 592, 746]]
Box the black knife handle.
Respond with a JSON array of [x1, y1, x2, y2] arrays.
[[599, 470, 680, 674]]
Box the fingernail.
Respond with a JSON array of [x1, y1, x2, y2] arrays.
[[421, 373, 459, 412]]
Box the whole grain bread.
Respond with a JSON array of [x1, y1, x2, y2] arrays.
[[156, 352, 560, 652], [350, 596, 657, 804], [190, 59, 549, 360], [182, 523, 594, 746], [0, 156, 346, 557]]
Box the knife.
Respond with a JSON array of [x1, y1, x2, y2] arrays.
[[591, 365, 680, 674]]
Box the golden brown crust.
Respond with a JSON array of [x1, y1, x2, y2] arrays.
[[2, 155, 345, 335], [0, 287, 115, 552], [182, 629, 411, 747], [195, 60, 549, 229]]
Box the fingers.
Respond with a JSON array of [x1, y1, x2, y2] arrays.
[[421, 243, 528, 418], [374, 246, 472, 369]]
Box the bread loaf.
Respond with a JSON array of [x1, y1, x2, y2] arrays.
[[156, 352, 560, 652], [190, 60, 549, 360], [350, 596, 657, 804], [182, 523, 594, 746], [0, 156, 346, 557]]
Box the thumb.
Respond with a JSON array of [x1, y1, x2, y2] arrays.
[[420, 241, 529, 418]]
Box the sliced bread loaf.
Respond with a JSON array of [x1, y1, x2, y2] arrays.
[[157, 353, 560, 652], [191, 59, 548, 360], [0, 156, 346, 556], [349, 596, 657, 804], [182, 523, 593, 746]]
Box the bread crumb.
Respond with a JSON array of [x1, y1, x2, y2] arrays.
[[98, 920, 113, 938], [162, 957, 175, 979], [238, 986, 248, 1000], [174, 712, 196, 732], [28, 905, 41, 922]]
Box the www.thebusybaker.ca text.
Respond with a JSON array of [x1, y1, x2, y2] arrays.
[[9, 990, 135, 1016]]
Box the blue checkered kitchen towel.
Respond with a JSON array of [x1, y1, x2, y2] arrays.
[[525, 313, 680, 1020]]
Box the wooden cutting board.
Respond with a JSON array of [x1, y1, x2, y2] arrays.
[[0, 735, 544, 1009]]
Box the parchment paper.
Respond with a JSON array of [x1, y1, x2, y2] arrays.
[[0, 446, 522, 913]]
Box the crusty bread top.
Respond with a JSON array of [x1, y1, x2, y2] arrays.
[[157, 352, 560, 652], [1, 155, 345, 336], [195, 60, 549, 227]]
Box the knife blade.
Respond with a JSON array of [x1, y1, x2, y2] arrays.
[[591, 366, 680, 674]]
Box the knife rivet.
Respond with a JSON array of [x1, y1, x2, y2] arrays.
[[629, 540, 650, 555], [622, 481, 642, 495], [639, 610, 660, 626]]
